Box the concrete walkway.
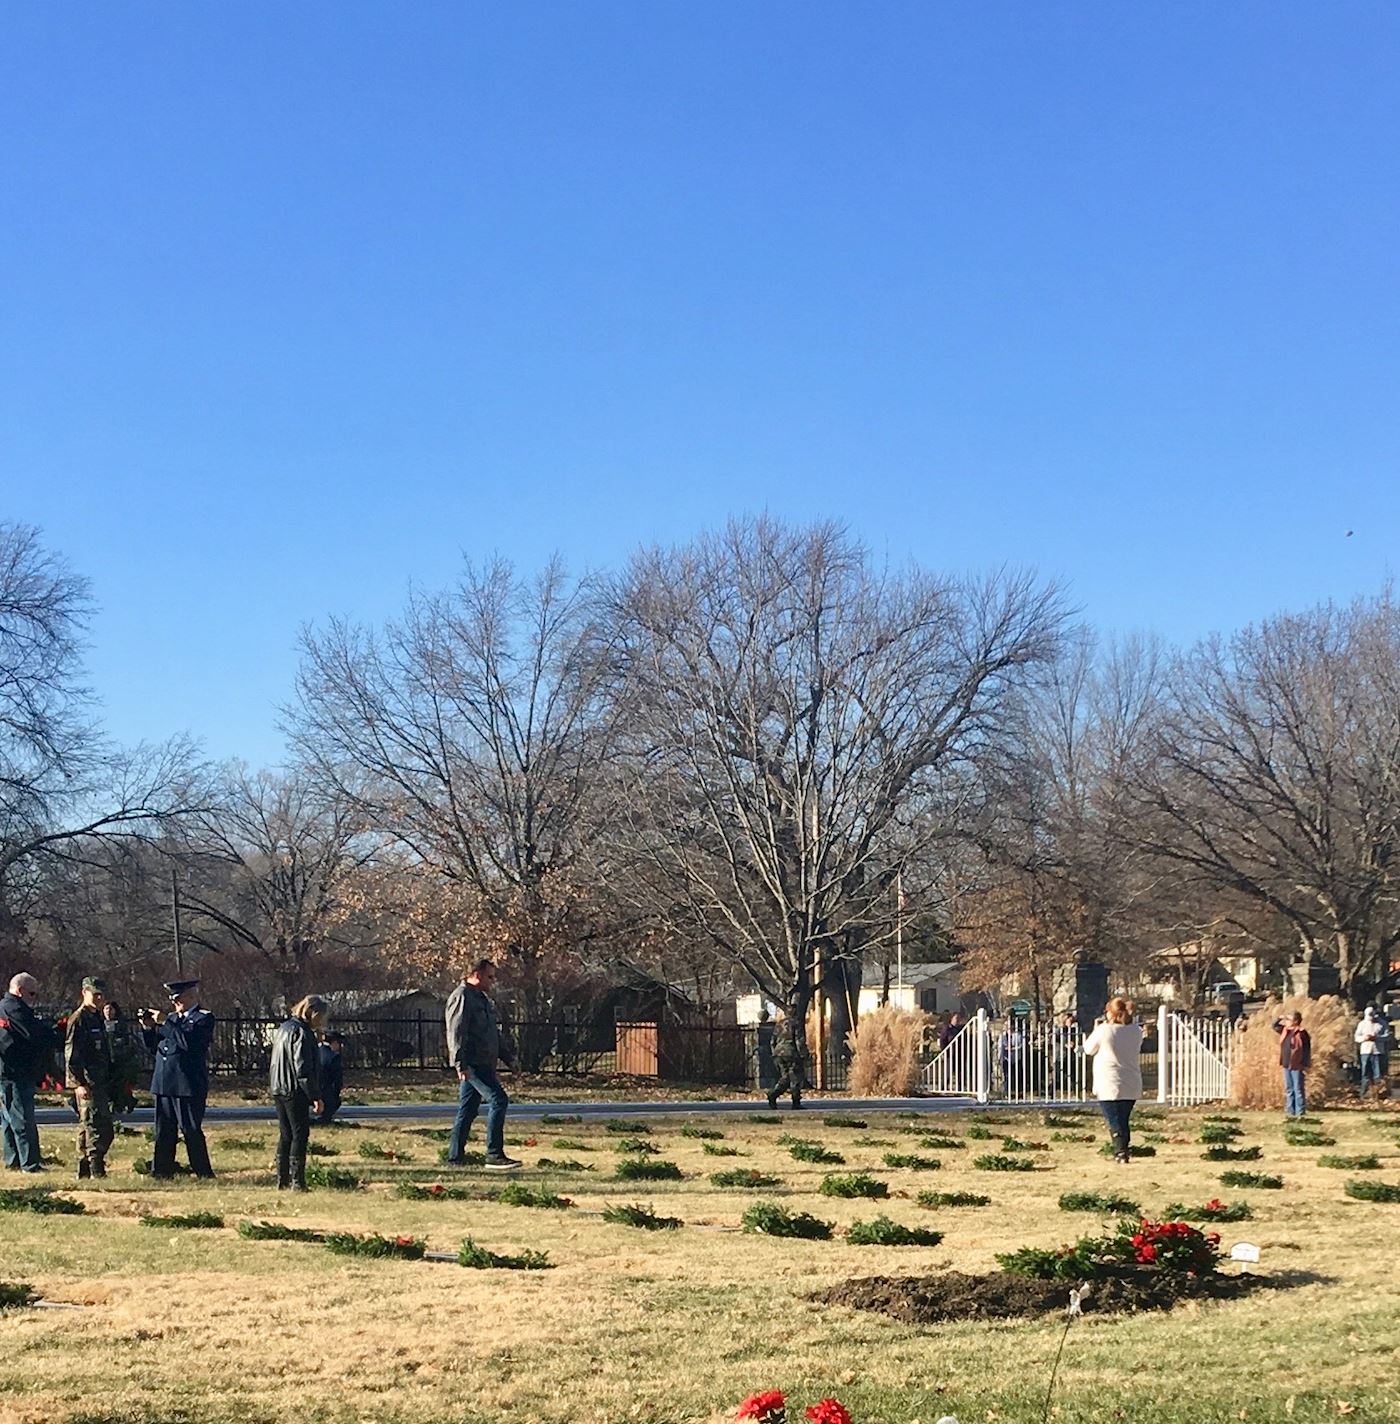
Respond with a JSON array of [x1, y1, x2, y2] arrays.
[[35, 1094, 1104, 1127]]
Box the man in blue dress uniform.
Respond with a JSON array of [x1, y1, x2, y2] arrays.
[[138, 980, 214, 1179]]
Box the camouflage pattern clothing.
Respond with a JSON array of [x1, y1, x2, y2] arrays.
[[767, 1026, 809, 1108], [65, 1005, 114, 1176]]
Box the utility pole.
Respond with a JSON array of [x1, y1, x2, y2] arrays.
[[171, 868, 184, 976]]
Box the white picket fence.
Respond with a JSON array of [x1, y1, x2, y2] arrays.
[[920, 1005, 1232, 1105]]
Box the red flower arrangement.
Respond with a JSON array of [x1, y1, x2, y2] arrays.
[[737, 1391, 788, 1422], [806, 1401, 853, 1424], [737, 1392, 852, 1424], [1122, 1219, 1220, 1274]]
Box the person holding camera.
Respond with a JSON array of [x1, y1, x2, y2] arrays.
[[138, 980, 214, 1179], [65, 977, 114, 1180], [1082, 997, 1144, 1163], [1272, 1011, 1311, 1117], [269, 996, 328, 1191]]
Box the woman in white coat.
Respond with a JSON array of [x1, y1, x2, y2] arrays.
[[1082, 997, 1144, 1163]]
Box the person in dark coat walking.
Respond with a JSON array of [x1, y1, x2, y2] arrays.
[[270, 996, 327, 1190], [316, 1031, 344, 1125], [138, 979, 215, 1179], [444, 960, 520, 1170], [65, 977, 114, 1180], [0, 972, 53, 1173]]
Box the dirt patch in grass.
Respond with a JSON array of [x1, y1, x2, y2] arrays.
[[811, 1268, 1264, 1323]]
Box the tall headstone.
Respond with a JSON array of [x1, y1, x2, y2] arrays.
[[1073, 961, 1110, 1035], [1286, 960, 1340, 1000]]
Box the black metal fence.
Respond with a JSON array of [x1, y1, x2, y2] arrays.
[[207, 1014, 851, 1090]]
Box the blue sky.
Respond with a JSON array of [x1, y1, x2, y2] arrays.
[[3, 3, 1397, 767]]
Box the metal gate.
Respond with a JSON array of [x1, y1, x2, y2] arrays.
[[919, 1006, 1231, 1105]]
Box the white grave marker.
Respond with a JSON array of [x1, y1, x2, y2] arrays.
[[1229, 1241, 1261, 1273]]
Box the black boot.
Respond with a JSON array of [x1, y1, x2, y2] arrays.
[[92, 1158, 107, 1179], [290, 1155, 307, 1192], [76, 1159, 91, 1181]]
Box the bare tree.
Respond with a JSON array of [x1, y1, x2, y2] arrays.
[[172, 764, 378, 1002], [602, 517, 1064, 1066], [290, 557, 618, 1042], [1133, 593, 1400, 1000], [0, 523, 203, 956]]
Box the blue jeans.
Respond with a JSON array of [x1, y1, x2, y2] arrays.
[[1097, 1098, 1134, 1157], [1, 1077, 42, 1170], [1282, 1068, 1307, 1116], [1358, 1055, 1383, 1092], [449, 1065, 509, 1159]]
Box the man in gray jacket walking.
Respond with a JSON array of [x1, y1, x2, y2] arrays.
[[444, 960, 520, 1170]]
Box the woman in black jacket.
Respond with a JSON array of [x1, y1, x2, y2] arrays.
[[269, 995, 329, 1191]]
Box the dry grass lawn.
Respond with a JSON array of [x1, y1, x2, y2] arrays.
[[2, 1102, 1398, 1424]]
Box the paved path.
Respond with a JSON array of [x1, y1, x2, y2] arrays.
[[35, 1095, 1102, 1127]]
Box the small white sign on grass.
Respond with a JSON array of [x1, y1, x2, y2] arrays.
[[1230, 1241, 1261, 1272]]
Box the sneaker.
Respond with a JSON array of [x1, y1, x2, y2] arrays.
[[484, 1155, 523, 1171]]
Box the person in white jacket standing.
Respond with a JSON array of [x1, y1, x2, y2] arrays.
[[1082, 997, 1144, 1163], [1355, 1007, 1385, 1098]]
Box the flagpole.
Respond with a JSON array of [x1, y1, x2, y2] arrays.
[[896, 871, 904, 1002]]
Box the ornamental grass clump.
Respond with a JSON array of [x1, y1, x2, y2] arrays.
[[0, 1187, 85, 1216], [237, 1221, 326, 1243], [916, 1190, 990, 1208], [741, 1201, 834, 1240], [1162, 1197, 1253, 1222], [601, 1201, 683, 1230], [845, 1213, 944, 1247], [818, 1172, 888, 1199], [140, 1211, 224, 1230], [711, 1168, 782, 1189], [881, 1152, 941, 1171], [785, 1139, 844, 1165], [1319, 1153, 1381, 1171], [1343, 1179, 1400, 1202], [457, 1237, 552, 1269], [324, 1232, 426, 1261], [305, 1162, 362, 1191], [974, 1153, 1037, 1172], [1233, 995, 1355, 1111], [496, 1182, 575, 1208], [680, 1125, 724, 1140], [846, 1004, 928, 1096], [1219, 1170, 1284, 1189], [1058, 1191, 1140, 1215], [613, 1158, 683, 1183]]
